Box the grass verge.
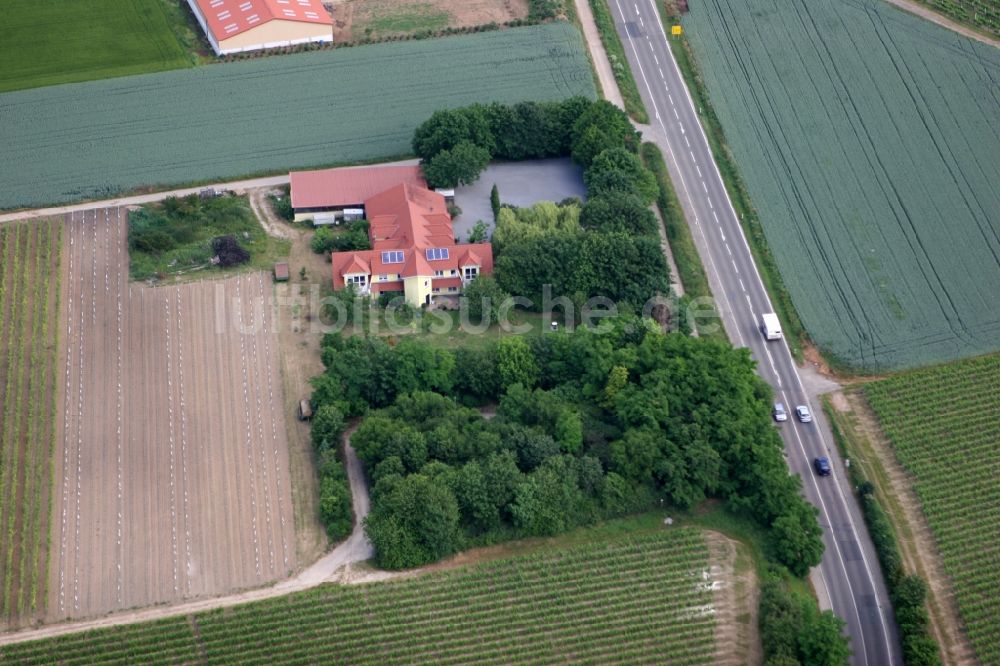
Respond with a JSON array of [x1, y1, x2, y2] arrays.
[[658, 9, 808, 362], [588, 0, 650, 122], [641, 142, 726, 342]]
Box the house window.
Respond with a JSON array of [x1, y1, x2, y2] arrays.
[[346, 274, 367, 287], [433, 287, 440, 293], [379, 274, 388, 281], [451, 269, 457, 276], [426, 248, 450, 261], [434, 270, 444, 277], [464, 266, 478, 280], [381, 250, 404, 264], [449, 287, 457, 292]]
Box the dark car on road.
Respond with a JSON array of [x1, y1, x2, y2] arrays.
[[814, 456, 832, 476]]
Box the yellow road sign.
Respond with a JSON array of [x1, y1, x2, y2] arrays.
[[671, 25, 683, 36]]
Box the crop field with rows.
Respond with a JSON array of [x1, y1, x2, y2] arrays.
[[0, 220, 62, 628], [683, 0, 1000, 371], [866, 354, 1000, 664], [0, 529, 716, 665], [0, 22, 594, 211], [917, 0, 1000, 37]]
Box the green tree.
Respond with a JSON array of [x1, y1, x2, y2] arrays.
[[311, 226, 337, 254], [421, 140, 491, 188], [412, 105, 496, 160], [570, 100, 639, 166], [770, 501, 825, 577], [585, 148, 659, 205], [798, 605, 852, 666], [310, 404, 345, 453], [364, 473, 462, 569], [580, 193, 658, 235], [462, 275, 510, 324], [554, 408, 583, 454], [490, 183, 501, 220], [468, 219, 490, 243], [497, 337, 540, 390]]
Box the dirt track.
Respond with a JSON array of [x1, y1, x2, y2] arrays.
[[48, 207, 295, 623]]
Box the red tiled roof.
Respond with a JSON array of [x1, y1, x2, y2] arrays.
[[367, 183, 453, 251], [330, 182, 493, 290], [290, 165, 426, 210], [190, 0, 331, 43], [434, 277, 464, 289]]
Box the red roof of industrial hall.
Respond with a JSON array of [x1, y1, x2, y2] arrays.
[[290, 165, 426, 210], [190, 0, 331, 42]]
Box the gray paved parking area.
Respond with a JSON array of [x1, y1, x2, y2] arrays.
[[452, 158, 586, 241]]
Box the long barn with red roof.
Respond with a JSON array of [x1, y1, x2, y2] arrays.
[[185, 0, 333, 55]]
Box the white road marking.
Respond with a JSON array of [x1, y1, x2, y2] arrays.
[[684, 134, 691, 148], [738, 278, 746, 292], [695, 165, 702, 178], [647, 3, 893, 659], [652, 54, 658, 65], [701, 180, 708, 193], [668, 93, 674, 105], [679, 122, 685, 134], [658, 67, 664, 78], [673, 107, 679, 119]]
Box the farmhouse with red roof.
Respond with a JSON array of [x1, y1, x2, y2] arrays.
[[289, 165, 427, 224], [324, 181, 493, 307], [185, 0, 333, 55]]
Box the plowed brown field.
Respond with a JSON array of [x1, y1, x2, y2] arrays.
[[48, 207, 295, 623]]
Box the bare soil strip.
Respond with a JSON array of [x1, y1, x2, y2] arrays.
[[47, 207, 296, 623]]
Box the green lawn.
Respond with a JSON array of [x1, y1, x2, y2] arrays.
[[366, 4, 452, 37], [0, 0, 193, 93]]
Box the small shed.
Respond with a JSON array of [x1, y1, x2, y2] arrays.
[[298, 400, 313, 421], [273, 262, 290, 282]]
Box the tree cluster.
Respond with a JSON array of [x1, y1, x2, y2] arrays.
[[311, 220, 371, 255], [312, 318, 825, 574], [309, 404, 353, 541], [412, 98, 638, 187], [857, 484, 941, 665], [759, 569, 852, 665], [419, 98, 669, 310]]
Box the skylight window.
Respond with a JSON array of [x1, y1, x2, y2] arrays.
[[381, 250, 404, 264], [425, 248, 450, 261]]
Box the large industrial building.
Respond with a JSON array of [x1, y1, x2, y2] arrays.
[[186, 0, 334, 55]]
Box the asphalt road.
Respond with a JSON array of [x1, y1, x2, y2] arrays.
[[607, 1, 901, 663]]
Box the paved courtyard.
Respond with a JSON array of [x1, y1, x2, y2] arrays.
[[452, 158, 586, 241]]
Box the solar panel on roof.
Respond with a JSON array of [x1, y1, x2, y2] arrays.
[[381, 251, 404, 264]]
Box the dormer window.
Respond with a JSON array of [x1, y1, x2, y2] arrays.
[[425, 248, 450, 261]]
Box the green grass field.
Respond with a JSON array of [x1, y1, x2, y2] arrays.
[[683, 0, 1000, 371], [0, 528, 716, 665], [0, 0, 192, 93], [866, 354, 1000, 664], [0, 220, 61, 627], [0, 22, 594, 211]]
